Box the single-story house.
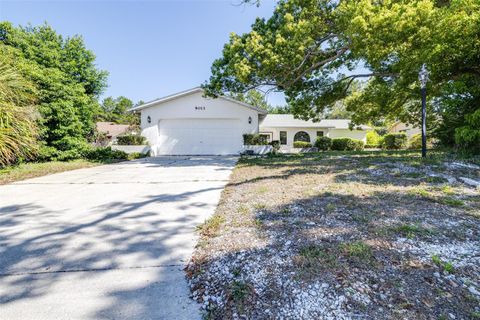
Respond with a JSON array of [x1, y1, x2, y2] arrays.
[[130, 87, 369, 155]]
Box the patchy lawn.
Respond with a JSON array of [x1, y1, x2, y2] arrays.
[[0, 160, 99, 185], [186, 150, 480, 319]]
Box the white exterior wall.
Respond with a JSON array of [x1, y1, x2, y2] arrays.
[[140, 91, 260, 155], [328, 129, 367, 143], [260, 127, 367, 146]]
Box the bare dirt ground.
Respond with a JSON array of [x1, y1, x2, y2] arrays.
[[186, 151, 480, 320]]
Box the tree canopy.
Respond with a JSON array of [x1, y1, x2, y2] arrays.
[[98, 96, 140, 126], [0, 22, 108, 159], [204, 0, 480, 151]]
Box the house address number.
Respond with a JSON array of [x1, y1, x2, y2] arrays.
[[195, 106, 206, 110]]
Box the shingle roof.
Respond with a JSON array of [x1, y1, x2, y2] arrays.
[[260, 114, 369, 130], [96, 122, 131, 138]]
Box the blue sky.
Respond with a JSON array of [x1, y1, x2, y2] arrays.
[[0, 0, 287, 105]]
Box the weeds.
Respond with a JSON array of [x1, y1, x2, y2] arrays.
[[340, 241, 374, 264], [388, 224, 431, 239], [432, 255, 455, 273], [295, 245, 338, 274], [197, 214, 225, 237]]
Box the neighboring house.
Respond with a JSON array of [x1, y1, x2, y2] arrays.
[[259, 114, 369, 150], [389, 122, 420, 138], [131, 87, 370, 155], [96, 122, 131, 145]]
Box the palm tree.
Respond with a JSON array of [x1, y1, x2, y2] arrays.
[[0, 59, 38, 166]]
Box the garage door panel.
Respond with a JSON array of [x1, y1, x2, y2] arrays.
[[157, 119, 242, 155]]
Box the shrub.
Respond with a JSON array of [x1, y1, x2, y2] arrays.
[[36, 145, 60, 162], [127, 152, 148, 160], [243, 134, 268, 145], [83, 146, 128, 161], [116, 134, 146, 145], [331, 138, 364, 151], [366, 130, 381, 147], [408, 133, 422, 150], [365, 144, 380, 149], [293, 141, 312, 148], [0, 60, 38, 166], [454, 109, 480, 154], [382, 133, 407, 149], [270, 140, 280, 152], [314, 136, 332, 151]]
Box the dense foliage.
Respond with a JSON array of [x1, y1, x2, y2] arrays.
[[293, 141, 312, 148], [98, 96, 140, 125], [116, 134, 146, 145], [382, 133, 408, 150], [0, 59, 38, 166], [314, 136, 332, 151], [408, 133, 423, 150], [0, 22, 108, 159], [331, 138, 364, 151], [366, 130, 382, 147], [243, 133, 269, 145], [204, 0, 480, 153]]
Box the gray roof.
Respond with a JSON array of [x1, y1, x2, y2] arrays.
[[260, 114, 369, 130], [129, 87, 267, 114]]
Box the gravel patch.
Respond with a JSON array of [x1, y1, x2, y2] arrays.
[[187, 152, 480, 319]]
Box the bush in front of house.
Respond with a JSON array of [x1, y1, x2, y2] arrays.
[[127, 152, 149, 160], [243, 134, 268, 145], [116, 134, 146, 145], [83, 146, 128, 162], [331, 138, 364, 151], [314, 136, 332, 151], [293, 141, 312, 148], [270, 140, 280, 152], [366, 130, 382, 148], [408, 133, 422, 150], [382, 133, 407, 149]]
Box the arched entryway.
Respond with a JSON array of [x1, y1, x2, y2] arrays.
[[294, 131, 311, 142]]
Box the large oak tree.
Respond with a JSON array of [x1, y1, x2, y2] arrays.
[[204, 0, 480, 152]]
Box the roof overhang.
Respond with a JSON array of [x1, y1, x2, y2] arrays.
[[129, 87, 267, 114]]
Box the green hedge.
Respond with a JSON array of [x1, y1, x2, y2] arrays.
[[382, 133, 407, 149], [314, 136, 332, 151], [83, 147, 128, 161], [331, 138, 364, 151], [116, 135, 146, 145], [243, 134, 268, 145], [293, 141, 312, 148]]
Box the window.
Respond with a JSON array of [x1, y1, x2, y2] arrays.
[[316, 131, 324, 137], [280, 131, 287, 145], [294, 131, 310, 142]]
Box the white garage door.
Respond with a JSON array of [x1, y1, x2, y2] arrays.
[[157, 119, 242, 155]]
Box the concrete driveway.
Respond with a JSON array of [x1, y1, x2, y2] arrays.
[[0, 156, 237, 319]]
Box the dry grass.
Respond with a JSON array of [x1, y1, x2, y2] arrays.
[[0, 160, 99, 184]]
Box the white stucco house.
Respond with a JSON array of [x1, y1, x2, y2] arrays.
[[131, 87, 369, 155]]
